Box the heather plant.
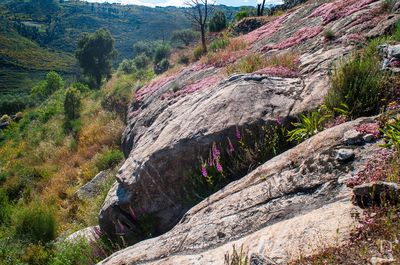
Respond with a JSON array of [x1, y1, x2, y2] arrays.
[[288, 110, 331, 143], [186, 123, 289, 202]]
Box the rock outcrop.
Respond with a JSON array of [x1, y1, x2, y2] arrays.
[[99, 117, 382, 265], [98, 0, 400, 262]]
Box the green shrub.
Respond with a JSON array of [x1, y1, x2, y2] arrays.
[[14, 202, 57, 243], [22, 243, 50, 265], [95, 149, 124, 171], [235, 10, 249, 21], [154, 43, 171, 64], [209, 10, 227, 32], [325, 53, 385, 118], [177, 54, 190, 65], [0, 114, 11, 123], [193, 46, 205, 61], [31, 71, 64, 100], [0, 189, 11, 225], [118, 59, 136, 74], [72, 82, 90, 93], [171, 29, 199, 46], [64, 88, 81, 121], [226, 54, 265, 75], [210, 38, 230, 52], [133, 40, 155, 57], [133, 53, 151, 69], [381, 0, 396, 13], [49, 239, 96, 265], [323, 29, 335, 41], [288, 110, 330, 143]]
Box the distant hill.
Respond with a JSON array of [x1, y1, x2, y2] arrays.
[[0, 0, 240, 95]]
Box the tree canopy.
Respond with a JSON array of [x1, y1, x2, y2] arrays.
[[75, 28, 117, 88]]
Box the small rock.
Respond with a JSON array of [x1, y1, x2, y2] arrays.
[[343, 130, 363, 145], [363, 134, 375, 143], [370, 257, 395, 265], [75, 171, 107, 199], [353, 181, 400, 208], [336, 149, 355, 162]]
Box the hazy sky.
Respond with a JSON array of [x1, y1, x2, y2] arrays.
[[84, 0, 283, 7]]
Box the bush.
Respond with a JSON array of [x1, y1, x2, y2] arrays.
[[193, 46, 205, 61], [95, 149, 124, 171], [325, 53, 385, 118], [209, 10, 227, 32], [381, 0, 396, 13], [133, 53, 151, 69], [22, 243, 50, 265], [235, 10, 249, 21], [49, 239, 96, 265], [64, 88, 81, 121], [117, 59, 136, 74], [155, 58, 170, 74], [226, 54, 265, 75], [14, 202, 57, 243], [0, 94, 33, 115], [171, 29, 199, 46], [323, 29, 335, 41], [210, 38, 230, 52], [177, 54, 190, 65], [31, 71, 64, 100], [133, 40, 155, 57], [0, 189, 11, 225], [154, 43, 171, 64], [0, 114, 11, 123]]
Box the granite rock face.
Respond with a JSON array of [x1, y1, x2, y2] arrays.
[[98, 0, 399, 261], [99, 117, 381, 265]]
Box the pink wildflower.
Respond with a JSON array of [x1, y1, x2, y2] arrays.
[[216, 160, 223, 173], [235, 127, 241, 140], [355, 122, 380, 138], [201, 163, 207, 178], [212, 143, 221, 160]]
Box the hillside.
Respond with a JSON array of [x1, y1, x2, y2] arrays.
[[0, 0, 400, 264], [0, 0, 240, 95]]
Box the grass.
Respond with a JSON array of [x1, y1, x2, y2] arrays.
[[325, 52, 385, 118], [225, 52, 299, 76], [288, 110, 330, 143], [0, 71, 129, 263]]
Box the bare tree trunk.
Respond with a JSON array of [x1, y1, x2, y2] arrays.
[[260, 0, 266, 16], [201, 25, 207, 53]]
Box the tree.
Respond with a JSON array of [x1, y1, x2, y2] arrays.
[[171, 29, 199, 46], [184, 0, 215, 53], [31, 71, 64, 99], [209, 10, 226, 32], [132, 40, 155, 57], [75, 28, 117, 88], [257, 0, 266, 16], [154, 43, 171, 65]]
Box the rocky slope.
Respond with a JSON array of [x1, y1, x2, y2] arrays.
[[97, 0, 400, 264]]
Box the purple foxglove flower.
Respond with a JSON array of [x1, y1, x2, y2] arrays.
[[235, 127, 241, 140], [212, 143, 220, 160], [201, 163, 207, 177], [276, 117, 283, 125], [216, 160, 223, 173]]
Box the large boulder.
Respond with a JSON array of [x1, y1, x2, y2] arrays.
[[99, 0, 400, 244], [99, 117, 381, 265]]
